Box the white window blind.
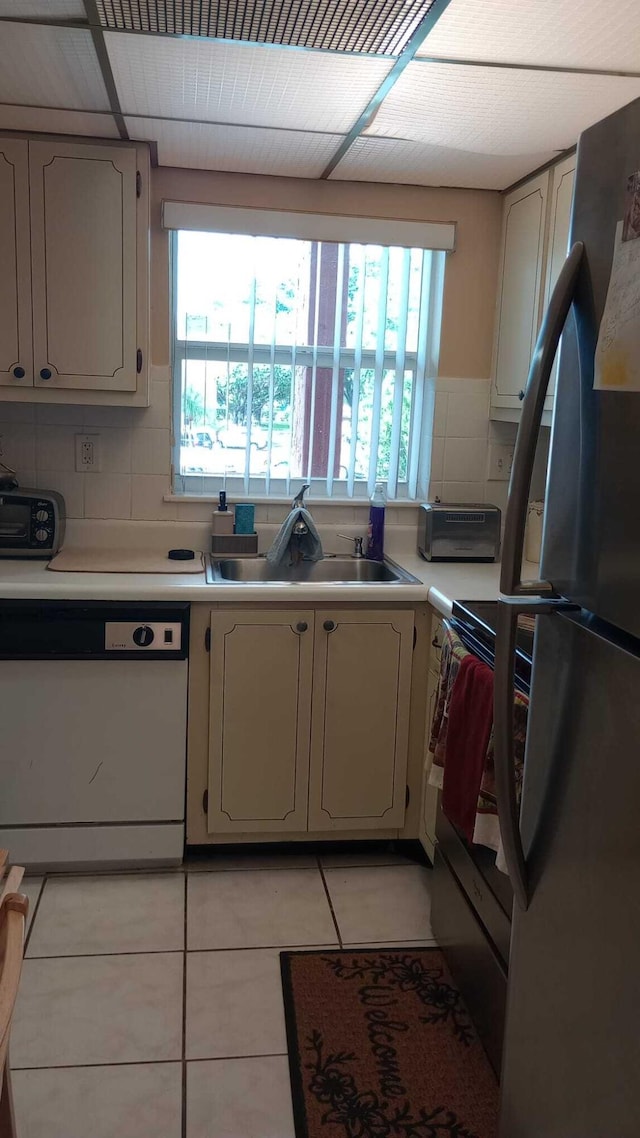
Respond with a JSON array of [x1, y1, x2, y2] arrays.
[[169, 212, 448, 501]]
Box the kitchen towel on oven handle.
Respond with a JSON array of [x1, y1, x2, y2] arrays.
[[425, 620, 530, 871], [441, 653, 495, 843], [426, 622, 469, 787], [473, 690, 529, 873]]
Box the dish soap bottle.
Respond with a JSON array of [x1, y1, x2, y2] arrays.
[[366, 483, 386, 561]]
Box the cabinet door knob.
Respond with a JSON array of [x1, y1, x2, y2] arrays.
[[39, 368, 52, 380], [12, 366, 25, 379], [431, 636, 440, 648], [323, 620, 336, 633], [518, 389, 525, 401], [295, 621, 308, 633]]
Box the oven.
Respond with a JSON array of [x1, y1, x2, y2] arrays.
[[430, 599, 533, 1075]]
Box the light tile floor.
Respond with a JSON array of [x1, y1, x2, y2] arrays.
[[12, 850, 434, 1138]]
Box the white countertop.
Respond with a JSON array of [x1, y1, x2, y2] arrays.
[[0, 548, 539, 616]]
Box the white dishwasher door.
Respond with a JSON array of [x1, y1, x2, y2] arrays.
[[0, 659, 187, 824]]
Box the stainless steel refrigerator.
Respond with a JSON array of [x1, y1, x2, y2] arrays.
[[495, 97, 640, 1136]]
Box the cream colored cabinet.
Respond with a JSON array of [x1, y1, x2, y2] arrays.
[[204, 607, 414, 837], [308, 610, 414, 831], [491, 155, 576, 422], [491, 170, 550, 411], [0, 135, 149, 406], [207, 610, 313, 834], [0, 140, 32, 386], [542, 154, 576, 407]]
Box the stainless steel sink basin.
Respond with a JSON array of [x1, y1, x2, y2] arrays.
[[205, 555, 420, 585]]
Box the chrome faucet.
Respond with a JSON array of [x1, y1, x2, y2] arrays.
[[291, 484, 310, 535]]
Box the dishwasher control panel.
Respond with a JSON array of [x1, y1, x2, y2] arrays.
[[0, 602, 189, 660], [105, 622, 183, 652]]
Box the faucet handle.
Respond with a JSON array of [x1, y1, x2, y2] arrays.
[[337, 534, 365, 558]]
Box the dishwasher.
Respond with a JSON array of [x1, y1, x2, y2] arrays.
[[0, 601, 189, 870]]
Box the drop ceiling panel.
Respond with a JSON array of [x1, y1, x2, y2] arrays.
[[366, 61, 640, 156], [107, 33, 393, 133], [416, 0, 640, 72], [0, 1, 85, 14], [98, 0, 434, 54], [0, 106, 119, 137], [330, 136, 556, 190], [0, 25, 109, 110], [126, 117, 343, 177]]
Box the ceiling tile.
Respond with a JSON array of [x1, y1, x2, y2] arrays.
[[126, 117, 343, 178], [416, 0, 640, 72], [0, 106, 119, 137], [97, 0, 434, 55], [108, 33, 393, 133], [0, 25, 109, 110], [366, 61, 640, 156], [330, 136, 556, 190], [0, 1, 85, 14]]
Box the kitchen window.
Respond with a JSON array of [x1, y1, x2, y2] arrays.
[[167, 206, 453, 500]]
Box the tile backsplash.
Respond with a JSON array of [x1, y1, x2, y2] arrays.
[[0, 367, 177, 522], [429, 376, 493, 505], [0, 371, 517, 525]]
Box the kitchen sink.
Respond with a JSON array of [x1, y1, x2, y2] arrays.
[[205, 554, 421, 585]]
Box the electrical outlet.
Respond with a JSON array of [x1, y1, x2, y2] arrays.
[[487, 443, 514, 481], [75, 433, 101, 472]]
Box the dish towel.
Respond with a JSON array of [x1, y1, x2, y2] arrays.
[[265, 508, 324, 566], [427, 625, 469, 787], [441, 654, 495, 843], [473, 689, 529, 873]]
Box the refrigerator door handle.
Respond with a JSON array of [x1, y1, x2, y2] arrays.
[[501, 242, 585, 598], [495, 597, 574, 909]]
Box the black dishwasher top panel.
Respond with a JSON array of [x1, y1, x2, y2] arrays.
[[0, 601, 189, 659]]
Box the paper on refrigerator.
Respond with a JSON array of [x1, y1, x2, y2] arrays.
[[594, 219, 640, 391]]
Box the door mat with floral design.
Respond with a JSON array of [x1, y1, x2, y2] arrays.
[[280, 948, 498, 1138]]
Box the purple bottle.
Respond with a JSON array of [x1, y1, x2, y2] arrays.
[[366, 483, 386, 561]]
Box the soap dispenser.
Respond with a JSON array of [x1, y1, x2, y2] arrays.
[[211, 491, 234, 535]]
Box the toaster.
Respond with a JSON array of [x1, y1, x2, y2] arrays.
[[0, 488, 66, 558], [418, 502, 501, 562]]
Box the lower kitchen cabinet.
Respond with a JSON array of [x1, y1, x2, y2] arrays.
[[308, 610, 414, 830], [207, 610, 314, 833], [202, 606, 415, 838]]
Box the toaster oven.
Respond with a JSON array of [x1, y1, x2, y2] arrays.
[[418, 502, 501, 562], [0, 489, 66, 558]]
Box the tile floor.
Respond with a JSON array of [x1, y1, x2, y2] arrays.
[[11, 849, 434, 1138]]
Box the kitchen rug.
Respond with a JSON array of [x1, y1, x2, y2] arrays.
[[280, 948, 498, 1138]]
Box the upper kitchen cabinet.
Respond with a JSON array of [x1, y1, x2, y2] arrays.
[[491, 170, 550, 412], [541, 154, 577, 405], [0, 135, 149, 407], [0, 140, 32, 388], [490, 155, 576, 422]]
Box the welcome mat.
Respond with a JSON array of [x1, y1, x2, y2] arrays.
[[281, 948, 498, 1138]]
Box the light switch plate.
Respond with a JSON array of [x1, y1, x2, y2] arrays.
[[487, 443, 514, 481]]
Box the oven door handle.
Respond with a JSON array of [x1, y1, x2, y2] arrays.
[[495, 597, 573, 910]]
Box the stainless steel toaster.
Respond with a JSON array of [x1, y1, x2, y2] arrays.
[[418, 502, 501, 562]]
